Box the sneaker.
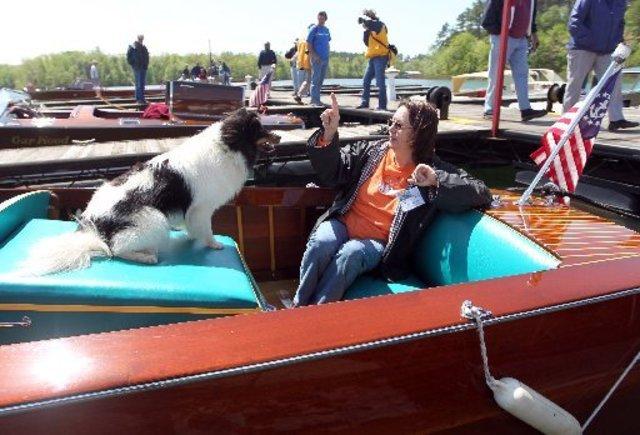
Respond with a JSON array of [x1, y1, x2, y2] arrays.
[[483, 111, 492, 120], [608, 119, 639, 131], [310, 101, 324, 107], [355, 103, 369, 109], [521, 108, 547, 122], [293, 95, 303, 105]]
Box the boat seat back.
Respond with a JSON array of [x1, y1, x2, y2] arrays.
[[412, 210, 560, 286], [0, 191, 50, 245], [344, 210, 560, 300], [70, 105, 97, 119], [0, 193, 266, 344]]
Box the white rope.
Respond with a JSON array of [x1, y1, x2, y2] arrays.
[[461, 300, 500, 388], [582, 349, 640, 431]]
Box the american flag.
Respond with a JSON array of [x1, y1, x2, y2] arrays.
[[530, 69, 620, 193], [249, 71, 272, 107]]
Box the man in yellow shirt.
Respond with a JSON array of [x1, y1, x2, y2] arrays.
[[356, 9, 390, 111]]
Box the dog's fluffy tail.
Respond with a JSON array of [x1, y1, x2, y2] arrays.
[[18, 229, 111, 276]]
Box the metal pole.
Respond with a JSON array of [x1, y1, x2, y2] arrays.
[[491, 0, 513, 137], [516, 61, 621, 205]]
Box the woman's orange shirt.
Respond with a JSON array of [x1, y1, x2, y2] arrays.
[[342, 149, 415, 241]]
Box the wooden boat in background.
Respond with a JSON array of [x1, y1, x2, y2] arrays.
[[27, 84, 166, 102], [0, 82, 305, 147]]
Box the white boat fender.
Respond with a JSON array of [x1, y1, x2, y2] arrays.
[[461, 300, 582, 435], [489, 377, 581, 435]]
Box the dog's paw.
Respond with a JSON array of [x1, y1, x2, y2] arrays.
[[207, 239, 224, 250]]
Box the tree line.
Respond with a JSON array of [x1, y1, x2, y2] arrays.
[[2, 0, 639, 90]]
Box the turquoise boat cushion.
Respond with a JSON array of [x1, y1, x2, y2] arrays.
[[0, 191, 50, 245], [413, 210, 560, 286], [343, 273, 425, 300], [344, 210, 560, 300], [0, 219, 262, 309]]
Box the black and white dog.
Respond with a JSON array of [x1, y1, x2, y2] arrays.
[[22, 108, 280, 275]]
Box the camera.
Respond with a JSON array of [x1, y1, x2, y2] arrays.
[[358, 16, 366, 24]]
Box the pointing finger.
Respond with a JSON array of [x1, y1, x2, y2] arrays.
[[330, 93, 338, 111]]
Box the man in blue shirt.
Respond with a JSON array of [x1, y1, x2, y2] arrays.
[[307, 11, 331, 106], [564, 0, 638, 131]]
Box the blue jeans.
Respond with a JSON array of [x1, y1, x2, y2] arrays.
[[310, 57, 329, 105], [361, 56, 387, 109], [484, 34, 531, 113], [134, 68, 147, 103], [293, 219, 385, 306], [291, 65, 301, 93]]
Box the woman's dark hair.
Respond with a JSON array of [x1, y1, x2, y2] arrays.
[[399, 100, 439, 163], [362, 9, 377, 20]]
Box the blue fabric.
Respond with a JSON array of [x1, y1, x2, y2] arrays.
[[0, 219, 260, 309], [134, 68, 147, 103], [294, 219, 385, 306], [485, 34, 531, 113], [412, 210, 560, 286], [343, 210, 560, 301], [567, 0, 626, 54], [361, 56, 388, 110], [310, 58, 329, 105], [0, 191, 50, 245], [307, 25, 331, 60], [343, 273, 424, 300]]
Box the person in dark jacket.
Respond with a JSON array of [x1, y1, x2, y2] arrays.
[[292, 95, 492, 306], [564, 0, 638, 132], [126, 34, 150, 105], [258, 42, 277, 85], [481, 0, 546, 122]]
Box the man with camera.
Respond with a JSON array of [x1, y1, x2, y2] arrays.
[[357, 9, 390, 111]]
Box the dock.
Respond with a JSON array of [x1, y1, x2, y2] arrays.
[[1, 88, 639, 186]]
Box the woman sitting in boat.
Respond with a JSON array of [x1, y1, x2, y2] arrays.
[[293, 95, 492, 306]]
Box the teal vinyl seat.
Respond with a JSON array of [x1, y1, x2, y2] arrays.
[[343, 209, 561, 300], [0, 191, 266, 344]]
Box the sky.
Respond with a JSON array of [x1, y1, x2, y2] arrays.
[[2, 0, 477, 65]]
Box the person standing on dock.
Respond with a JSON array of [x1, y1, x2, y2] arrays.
[[285, 39, 300, 95], [481, 0, 547, 122], [220, 62, 231, 85], [356, 9, 388, 111], [258, 42, 277, 85], [564, 0, 638, 132], [307, 11, 331, 106], [126, 34, 149, 105], [89, 60, 100, 89], [294, 25, 314, 104]]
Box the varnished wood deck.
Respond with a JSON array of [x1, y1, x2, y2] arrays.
[[486, 192, 640, 267]]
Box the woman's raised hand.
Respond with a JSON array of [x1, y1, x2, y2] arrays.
[[320, 93, 340, 143]]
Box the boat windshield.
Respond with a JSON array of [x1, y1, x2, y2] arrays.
[[0, 88, 30, 124]]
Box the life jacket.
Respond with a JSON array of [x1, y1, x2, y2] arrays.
[[366, 25, 390, 59], [296, 39, 311, 70]]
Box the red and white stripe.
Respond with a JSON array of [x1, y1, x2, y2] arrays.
[[249, 81, 270, 108], [530, 106, 594, 193]]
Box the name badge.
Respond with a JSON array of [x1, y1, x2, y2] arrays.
[[398, 186, 425, 212]]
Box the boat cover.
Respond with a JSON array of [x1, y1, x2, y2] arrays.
[[344, 209, 560, 300]]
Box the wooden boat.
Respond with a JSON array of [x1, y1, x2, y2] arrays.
[[0, 165, 638, 432], [27, 85, 166, 102], [0, 82, 305, 147]]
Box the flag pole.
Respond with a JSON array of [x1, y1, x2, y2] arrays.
[[516, 44, 629, 206], [491, 0, 513, 137]]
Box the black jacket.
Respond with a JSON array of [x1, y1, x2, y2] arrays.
[[258, 49, 277, 67], [126, 42, 149, 70], [481, 0, 538, 35], [307, 129, 492, 282]]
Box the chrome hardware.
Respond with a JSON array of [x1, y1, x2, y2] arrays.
[[461, 300, 493, 321], [0, 316, 32, 328], [490, 195, 503, 208]]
